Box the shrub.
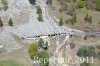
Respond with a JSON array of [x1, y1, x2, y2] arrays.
[[70, 42, 75, 49], [28, 43, 38, 59], [76, 1, 85, 8], [77, 46, 90, 57], [77, 46, 96, 58], [28, 43, 49, 66]]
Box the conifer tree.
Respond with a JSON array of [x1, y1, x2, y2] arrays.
[[84, 14, 92, 24], [0, 17, 3, 28], [46, 0, 53, 5], [8, 18, 13, 26], [38, 38, 44, 48], [73, 14, 77, 23], [59, 18, 63, 26], [84, 14, 89, 23], [37, 6, 42, 14], [37, 6, 43, 22], [29, 0, 36, 5], [88, 16, 92, 24]]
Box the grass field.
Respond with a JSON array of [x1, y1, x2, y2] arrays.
[[0, 59, 24, 66]]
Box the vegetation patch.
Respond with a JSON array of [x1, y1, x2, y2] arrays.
[[46, 0, 53, 5], [28, 0, 36, 5], [0, 59, 23, 66], [37, 6, 43, 22], [80, 61, 90, 66], [65, 15, 77, 25], [77, 46, 96, 58], [0, 17, 3, 28], [8, 18, 14, 26], [70, 42, 75, 49], [84, 14, 92, 24], [76, 1, 85, 9], [95, 0, 100, 11], [59, 18, 64, 26], [1, 0, 8, 11], [28, 41, 49, 66]]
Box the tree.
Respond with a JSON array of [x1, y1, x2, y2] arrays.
[[84, 14, 89, 23], [28, 43, 38, 59], [59, 18, 63, 26], [76, 1, 85, 8], [37, 6, 42, 14], [84, 14, 92, 24], [1, 0, 8, 11], [46, 0, 53, 5], [29, 0, 36, 5], [8, 18, 13, 26], [37, 6, 43, 22], [0, 17, 3, 28], [37, 14, 43, 22], [88, 16, 92, 24], [38, 38, 44, 48], [73, 14, 77, 23]]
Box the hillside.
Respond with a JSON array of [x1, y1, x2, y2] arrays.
[[0, 0, 100, 66]]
